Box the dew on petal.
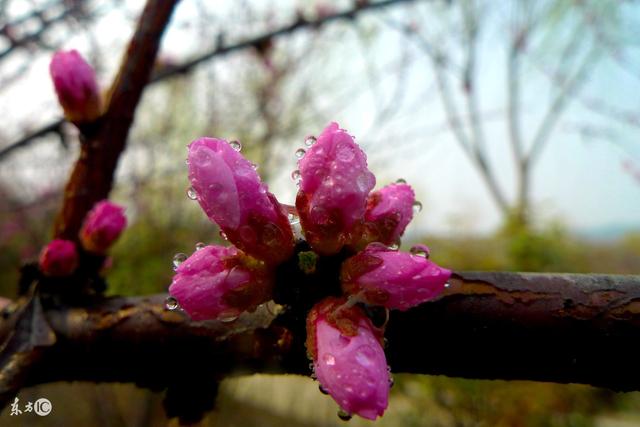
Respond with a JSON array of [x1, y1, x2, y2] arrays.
[[410, 244, 430, 258], [295, 148, 306, 159], [304, 136, 317, 147], [323, 353, 336, 366], [229, 140, 242, 151], [172, 253, 187, 270], [165, 296, 179, 310], [337, 409, 352, 421], [412, 200, 423, 214], [186, 186, 197, 200]]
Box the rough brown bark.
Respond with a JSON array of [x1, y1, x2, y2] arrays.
[[3, 271, 638, 393]]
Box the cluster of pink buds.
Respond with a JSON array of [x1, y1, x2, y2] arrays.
[[38, 200, 126, 277], [168, 123, 451, 420], [49, 50, 102, 124]]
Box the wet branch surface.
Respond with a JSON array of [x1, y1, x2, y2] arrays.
[[3, 271, 639, 394]]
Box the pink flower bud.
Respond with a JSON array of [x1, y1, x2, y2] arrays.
[[79, 200, 127, 254], [296, 123, 376, 255], [169, 245, 273, 321], [306, 297, 389, 420], [359, 183, 415, 247], [188, 137, 294, 265], [341, 243, 451, 310], [49, 50, 101, 123], [39, 239, 79, 277]]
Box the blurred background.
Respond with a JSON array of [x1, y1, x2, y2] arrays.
[[0, 0, 639, 425]]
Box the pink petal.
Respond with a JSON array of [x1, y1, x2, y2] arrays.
[[169, 245, 273, 321], [307, 298, 389, 420], [39, 239, 79, 277], [188, 138, 294, 265], [49, 50, 101, 122], [79, 200, 127, 254], [341, 244, 451, 310], [296, 123, 375, 255]]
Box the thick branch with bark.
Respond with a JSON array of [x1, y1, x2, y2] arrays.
[[3, 271, 640, 393], [53, 0, 179, 240]]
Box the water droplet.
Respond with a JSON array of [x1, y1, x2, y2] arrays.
[[251, 162, 258, 170], [295, 148, 306, 159], [219, 230, 228, 241], [165, 296, 179, 311], [412, 201, 423, 214], [396, 178, 407, 184], [444, 282, 451, 288], [389, 375, 395, 388], [288, 212, 299, 225], [219, 311, 239, 323], [336, 143, 355, 162], [291, 169, 301, 181], [186, 186, 197, 200], [172, 253, 187, 270], [195, 242, 206, 251], [304, 136, 317, 147], [410, 244, 430, 258], [337, 409, 352, 421], [323, 353, 336, 366], [229, 140, 242, 151], [184, 159, 189, 165], [319, 384, 329, 395], [261, 224, 282, 246], [388, 241, 400, 250]]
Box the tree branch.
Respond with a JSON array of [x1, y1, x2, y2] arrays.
[[52, 0, 179, 240], [2, 271, 639, 397], [0, 0, 424, 162]]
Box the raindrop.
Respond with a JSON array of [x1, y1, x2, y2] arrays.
[[410, 244, 430, 258], [165, 296, 179, 311], [219, 230, 228, 241], [444, 282, 451, 289], [295, 148, 306, 159], [251, 162, 258, 170], [288, 212, 300, 225], [219, 311, 239, 323], [323, 353, 336, 366], [412, 201, 423, 214], [319, 384, 329, 395], [186, 186, 197, 200], [337, 409, 352, 421], [304, 136, 317, 147], [172, 253, 187, 270], [184, 159, 189, 165], [389, 375, 395, 388], [396, 178, 407, 184], [229, 140, 242, 151], [388, 241, 400, 251], [195, 242, 206, 251], [291, 169, 301, 181]]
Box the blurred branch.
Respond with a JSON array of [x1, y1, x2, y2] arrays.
[[53, 0, 179, 240], [0, 0, 425, 162], [1, 270, 639, 410]]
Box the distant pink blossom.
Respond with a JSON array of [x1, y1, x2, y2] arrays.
[[80, 200, 127, 254], [169, 245, 273, 321], [39, 239, 78, 277], [188, 137, 294, 264], [49, 50, 101, 123], [341, 243, 451, 310], [307, 297, 389, 420], [296, 122, 375, 255]]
